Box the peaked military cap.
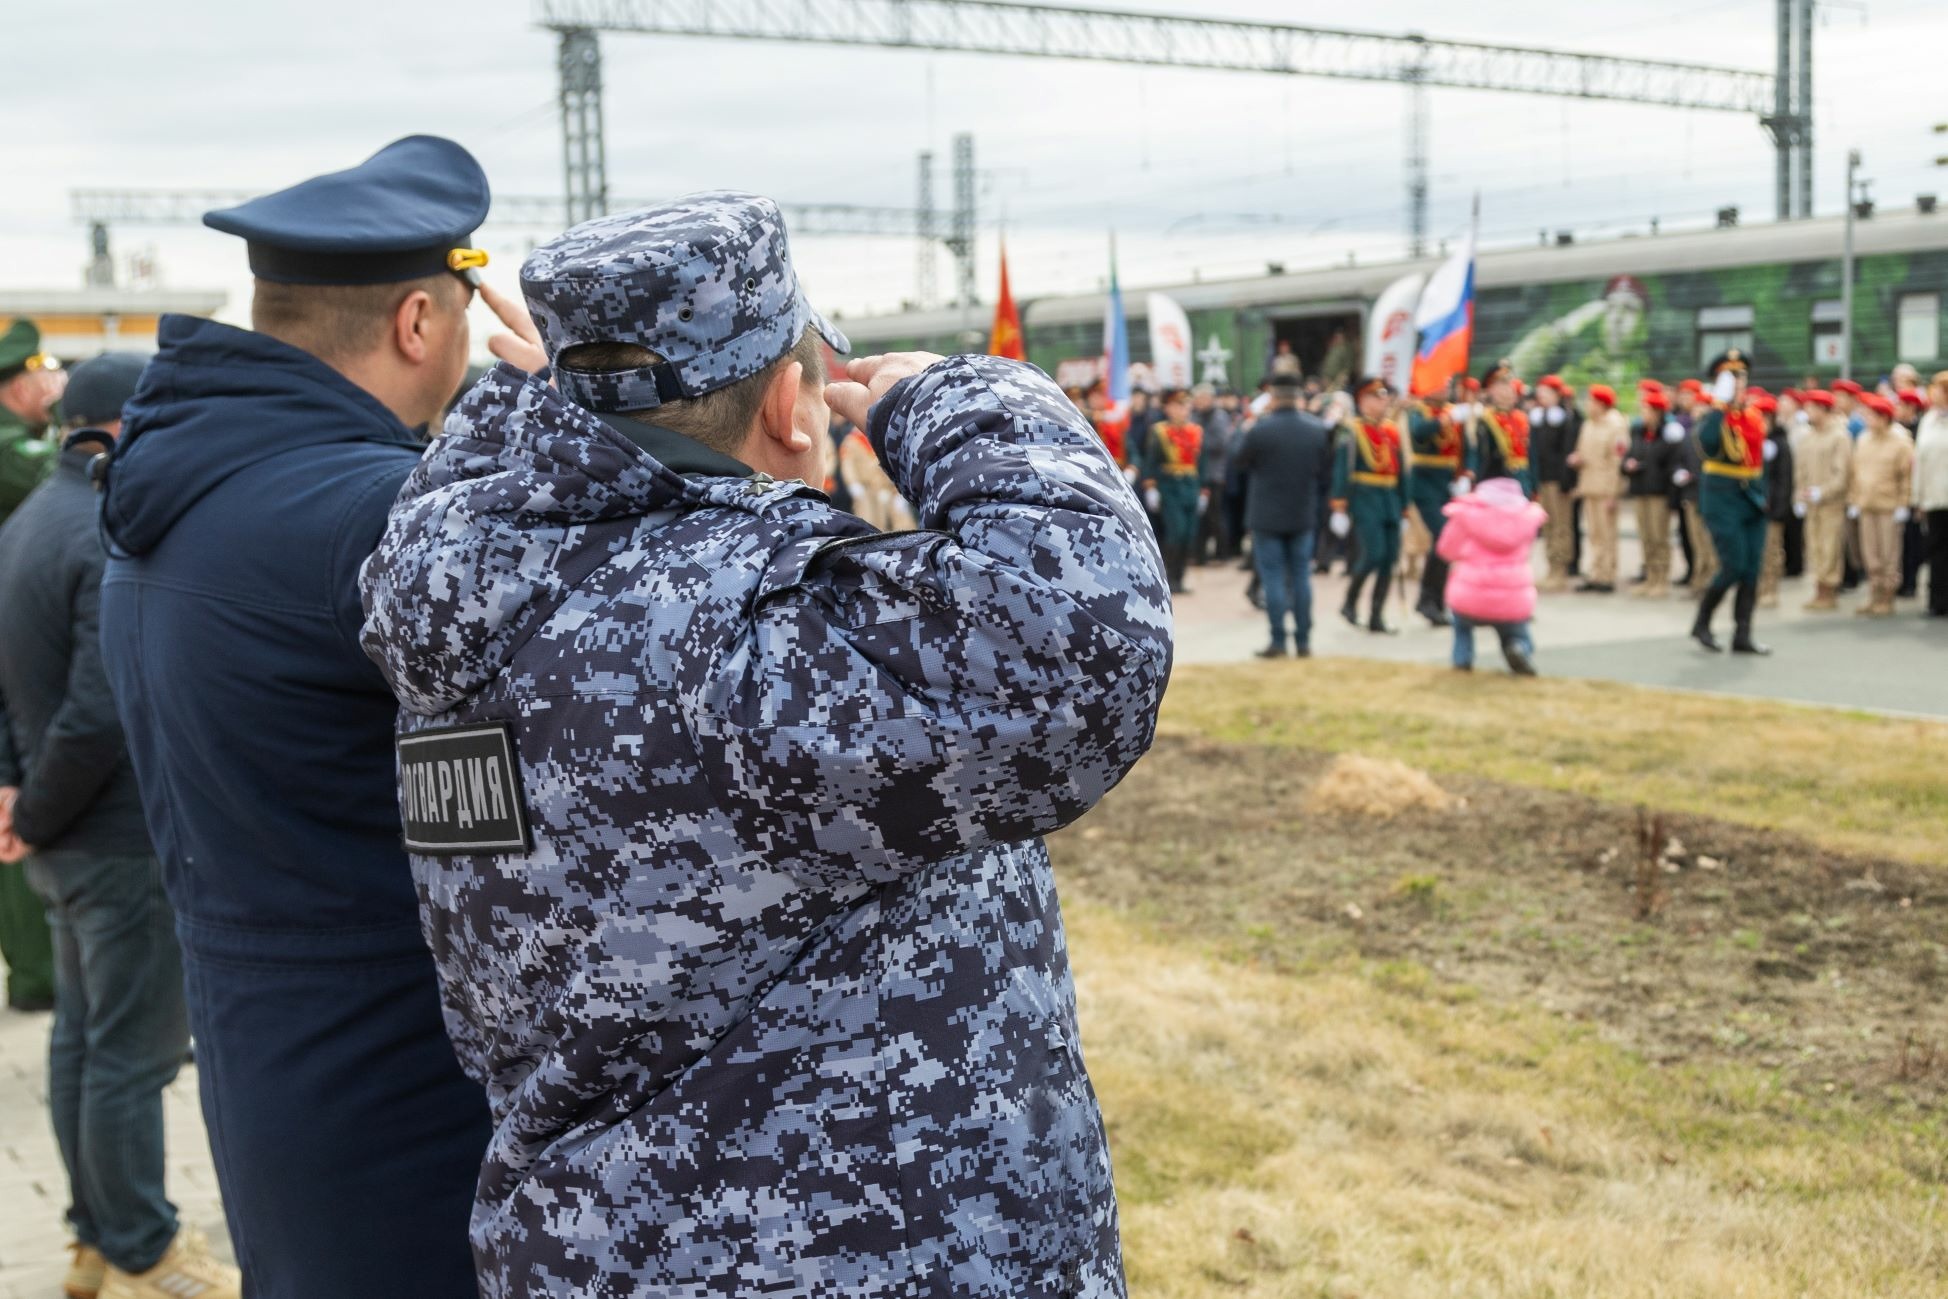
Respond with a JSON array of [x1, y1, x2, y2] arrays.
[[1479, 358, 1515, 386], [520, 191, 848, 415], [1353, 376, 1392, 399], [204, 135, 490, 286], [1705, 348, 1749, 379], [0, 319, 52, 382]]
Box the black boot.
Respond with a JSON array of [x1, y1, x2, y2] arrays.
[[1731, 580, 1771, 655], [1164, 543, 1188, 595], [1342, 571, 1367, 627], [1416, 554, 1450, 626], [1368, 569, 1397, 635], [1692, 582, 1730, 652]]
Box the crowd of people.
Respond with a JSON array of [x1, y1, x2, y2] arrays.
[[1060, 353, 1948, 666], [0, 135, 1170, 1299]]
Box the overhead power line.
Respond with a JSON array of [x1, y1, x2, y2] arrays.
[[533, 0, 1794, 269]]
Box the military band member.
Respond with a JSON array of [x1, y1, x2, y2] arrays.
[[1139, 388, 1206, 595], [1624, 382, 1677, 598], [1466, 359, 1533, 497], [1331, 376, 1408, 634], [1406, 382, 1462, 625], [1690, 351, 1770, 653]]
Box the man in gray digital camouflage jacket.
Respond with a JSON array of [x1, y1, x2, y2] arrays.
[[358, 192, 1172, 1299]]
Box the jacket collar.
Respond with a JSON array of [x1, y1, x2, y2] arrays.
[[596, 412, 754, 480]]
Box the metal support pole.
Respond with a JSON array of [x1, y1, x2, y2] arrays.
[[558, 28, 609, 225], [1841, 148, 1858, 382], [1796, 0, 1814, 218], [1405, 41, 1429, 258], [951, 133, 976, 310], [1772, 0, 1792, 221], [916, 151, 936, 309]]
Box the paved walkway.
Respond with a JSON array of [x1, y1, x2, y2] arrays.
[[0, 1010, 231, 1299], [1173, 518, 1948, 719]]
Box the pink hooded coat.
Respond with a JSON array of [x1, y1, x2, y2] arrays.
[[1438, 477, 1547, 624]]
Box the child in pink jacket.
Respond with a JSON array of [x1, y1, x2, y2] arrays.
[[1437, 476, 1547, 674]]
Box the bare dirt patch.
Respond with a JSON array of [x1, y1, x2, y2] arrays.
[[1051, 734, 1948, 1104]]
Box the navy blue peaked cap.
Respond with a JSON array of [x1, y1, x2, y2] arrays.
[[204, 135, 491, 285]]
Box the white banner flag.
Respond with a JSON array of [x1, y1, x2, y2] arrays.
[[1366, 272, 1426, 397], [1147, 293, 1193, 390]]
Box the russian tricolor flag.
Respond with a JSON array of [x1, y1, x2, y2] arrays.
[[1098, 245, 1132, 439], [1411, 231, 1476, 397]]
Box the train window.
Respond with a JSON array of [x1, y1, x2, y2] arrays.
[[1811, 300, 1847, 367], [1898, 293, 1940, 363], [1696, 306, 1754, 370]]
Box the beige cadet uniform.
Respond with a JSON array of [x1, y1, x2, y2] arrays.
[[1795, 415, 1852, 608], [1571, 407, 1627, 587], [1848, 423, 1916, 615]]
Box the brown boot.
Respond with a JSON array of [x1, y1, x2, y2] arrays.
[[1805, 584, 1838, 612]]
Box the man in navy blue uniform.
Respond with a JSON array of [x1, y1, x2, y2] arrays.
[[96, 136, 495, 1298]]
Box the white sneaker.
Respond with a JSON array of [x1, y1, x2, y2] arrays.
[[99, 1227, 241, 1299]]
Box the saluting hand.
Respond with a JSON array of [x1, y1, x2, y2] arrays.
[[478, 281, 549, 375], [0, 787, 27, 865], [823, 352, 946, 429]]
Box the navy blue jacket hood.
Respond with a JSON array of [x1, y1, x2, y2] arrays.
[[104, 313, 422, 556]]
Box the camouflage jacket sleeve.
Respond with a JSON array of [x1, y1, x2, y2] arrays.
[[688, 355, 1173, 885], [0, 433, 54, 517]]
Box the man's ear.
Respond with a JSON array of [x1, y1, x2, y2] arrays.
[[758, 360, 813, 453], [392, 289, 436, 365]]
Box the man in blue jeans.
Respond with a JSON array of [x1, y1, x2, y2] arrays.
[[0, 354, 239, 1299], [1232, 372, 1334, 656]]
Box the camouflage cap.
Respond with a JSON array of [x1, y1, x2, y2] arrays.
[[520, 191, 849, 415]]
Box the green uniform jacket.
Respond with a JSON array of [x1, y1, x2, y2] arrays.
[[1696, 405, 1766, 524], [0, 407, 54, 520], [1406, 406, 1459, 534]]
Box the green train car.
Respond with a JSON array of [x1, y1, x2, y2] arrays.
[[838, 206, 1948, 394]]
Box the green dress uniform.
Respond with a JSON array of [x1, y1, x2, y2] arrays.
[[0, 320, 59, 1008], [1691, 379, 1771, 653], [1141, 418, 1206, 594], [1333, 417, 1407, 631], [1467, 403, 1535, 497], [1408, 402, 1461, 623]]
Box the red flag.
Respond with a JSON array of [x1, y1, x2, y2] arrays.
[[989, 241, 1025, 361]]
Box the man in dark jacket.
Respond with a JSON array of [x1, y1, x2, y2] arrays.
[[358, 193, 1172, 1299], [95, 137, 493, 1299], [0, 319, 61, 1011], [1232, 372, 1333, 656], [0, 354, 242, 1299], [1755, 391, 1795, 608]]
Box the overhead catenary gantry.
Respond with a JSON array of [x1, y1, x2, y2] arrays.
[[534, 0, 1803, 265]]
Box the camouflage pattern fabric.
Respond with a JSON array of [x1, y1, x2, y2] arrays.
[[358, 353, 1173, 1298], [520, 191, 850, 415]]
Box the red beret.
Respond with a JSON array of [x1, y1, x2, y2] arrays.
[[1860, 393, 1894, 419], [1897, 388, 1925, 407], [1641, 388, 1671, 411], [1748, 393, 1778, 414], [1800, 390, 1835, 408], [1537, 374, 1567, 392], [1678, 378, 1705, 394], [1588, 384, 1616, 407], [1833, 378, 1865, 397], [1745, 384, 1771, 400]]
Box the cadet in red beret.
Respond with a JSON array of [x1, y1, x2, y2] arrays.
[[1569, 384, 1627, 590], [1794, 390, 1852, 609]]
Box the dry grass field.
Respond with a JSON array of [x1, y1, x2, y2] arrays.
[[1051, 662, 1948, 1297]]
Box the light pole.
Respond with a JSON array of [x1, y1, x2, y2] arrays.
[[1842, 148, 1860, 382]]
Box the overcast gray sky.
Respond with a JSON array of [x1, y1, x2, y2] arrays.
[[5, 0, 1943, 342]]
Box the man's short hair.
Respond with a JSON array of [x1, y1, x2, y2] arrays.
[[561, 327, 825, 456], [251, 273, 465, 366]]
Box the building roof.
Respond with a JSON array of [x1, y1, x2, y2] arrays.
[[844, 206, 1948, 343], [0, 288, 227, 316]]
